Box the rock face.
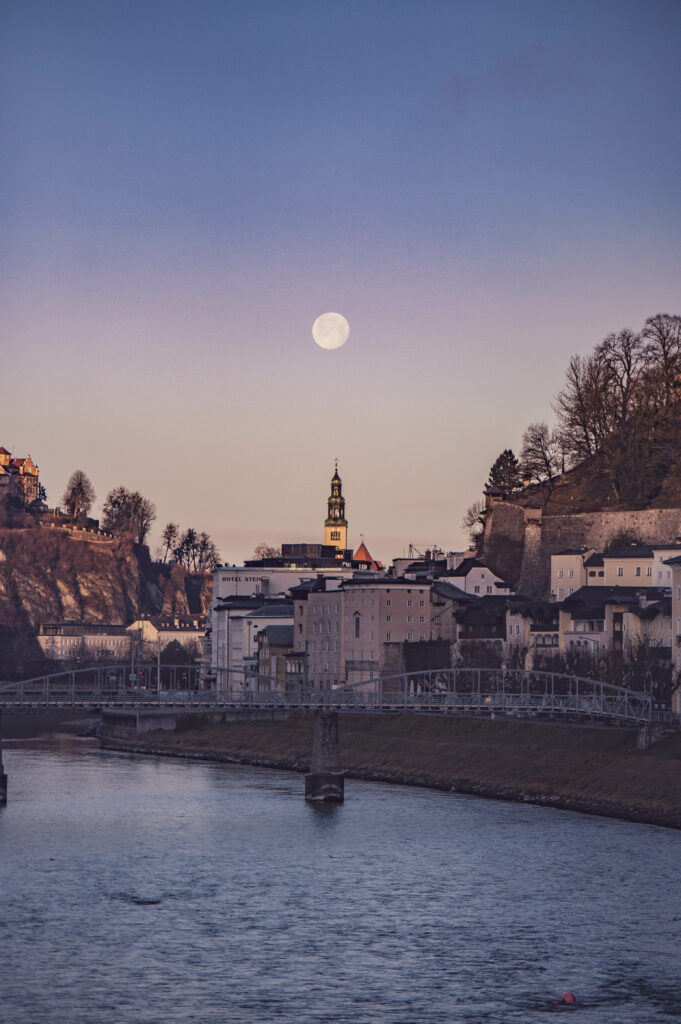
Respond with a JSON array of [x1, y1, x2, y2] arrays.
[[0, 527, 212, 673], [0, 529, 141, 630], [481, 503, 681, 599]]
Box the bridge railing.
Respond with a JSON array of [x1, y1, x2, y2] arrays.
[[0, 664, 659, 725]]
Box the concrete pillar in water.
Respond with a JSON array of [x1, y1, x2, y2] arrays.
[[305, 711, 344, 802], [0, 710, 7, 806]]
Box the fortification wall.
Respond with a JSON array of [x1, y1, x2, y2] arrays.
[[482, 504, 681, 600], [480, 503, 526, 589]]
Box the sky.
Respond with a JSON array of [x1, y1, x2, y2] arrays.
[[2, 0, 680, 565]]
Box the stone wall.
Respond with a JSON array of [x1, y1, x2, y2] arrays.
[[482, 504, 681, 600]]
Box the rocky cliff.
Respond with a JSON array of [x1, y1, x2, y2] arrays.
[[0, 527, 212, 675]]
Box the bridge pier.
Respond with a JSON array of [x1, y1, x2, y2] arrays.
[[636, 722, 665, 750], [0, 711, 7, 806], [305, 711, 344, 802]]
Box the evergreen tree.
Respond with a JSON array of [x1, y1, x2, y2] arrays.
[[486, 449, 520, 494]]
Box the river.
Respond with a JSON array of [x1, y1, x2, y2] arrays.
[[1, 736, 680, 1023]]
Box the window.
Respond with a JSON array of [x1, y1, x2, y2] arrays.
[[558, 569, 564, 578], [508, 624, 513, 635], [569, 587, 574, 596], [558, 587, 564, 599], [386, 615, 391, 622], [407, 599, 413, 607], [419, 600, 425, 607], [419, 615, 425, 623], [354, 617, 360, 639], [647, 567, 652, 576], [407, 615, 413, 623], [407, 632, 413, 641], [474, 585, 480, 594], [370, 632, 374, 641], [386, 632, 391, 642], [617, 567, 623, 577], [568, 569, 574, 578], [635, 567, 641, 577], [486, 586, 492, 594], [516, 624, 520, 634], [678, 586, 680, 601], [419, 634, 425, 641], [386, 599, 391, 607]]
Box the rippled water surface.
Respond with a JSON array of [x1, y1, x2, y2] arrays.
[[2, 737, 681, 1023]]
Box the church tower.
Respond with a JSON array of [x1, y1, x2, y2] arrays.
[[324, 460, 348, 551]]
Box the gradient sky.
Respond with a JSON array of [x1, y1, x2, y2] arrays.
[[3, 0, 680, 564]]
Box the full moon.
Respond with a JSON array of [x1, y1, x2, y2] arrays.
[[312, 312, 350, 350]]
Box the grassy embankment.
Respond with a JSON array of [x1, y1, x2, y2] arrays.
[[103, 712, 681, 829]]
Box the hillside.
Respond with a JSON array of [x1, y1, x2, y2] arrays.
[[510, 451, 681, 517], [0, 528, 211, 676]]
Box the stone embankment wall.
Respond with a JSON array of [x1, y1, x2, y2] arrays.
[[482, 504, 681, 599]]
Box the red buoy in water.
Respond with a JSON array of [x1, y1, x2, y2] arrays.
[[561, 992, 576, 1005]]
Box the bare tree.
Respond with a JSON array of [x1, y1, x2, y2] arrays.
[[519, 422, 561, 488], [641, 313, 681, 408], [101, 487, 156, 544], [174, 528, 198, 569], [461, 501, 485, 545], [253, 543, 281, 559], [197, 532, 220, 570], [62, 470, 96, 518], [161, 522, 179, 562]]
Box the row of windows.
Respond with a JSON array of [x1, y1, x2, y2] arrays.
[[473, 585, 493, 594]]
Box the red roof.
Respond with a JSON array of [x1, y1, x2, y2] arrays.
[[0, 447, 10, 455], [353, 541, 373, 562], [353, 541, 383, 570]]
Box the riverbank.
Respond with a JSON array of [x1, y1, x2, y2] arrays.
[[101, 712, 681, 829]]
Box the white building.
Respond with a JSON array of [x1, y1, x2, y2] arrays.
[[445, 558, 510, 596]]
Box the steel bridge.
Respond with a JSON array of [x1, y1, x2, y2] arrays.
[[0, 663, 658, 725]]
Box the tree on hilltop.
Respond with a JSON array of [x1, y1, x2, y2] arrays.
[[62, 470, 96, 518], [551, 314, 681, 502], [519, 422, 561, 490], [486, 450, 520, 495], [161, 522, 179, 562], [172, 527, 220, 571], [101, 486, 156, 544]]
